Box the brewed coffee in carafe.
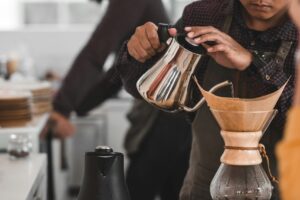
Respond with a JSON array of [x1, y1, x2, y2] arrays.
[[210, 164, 272, 200]]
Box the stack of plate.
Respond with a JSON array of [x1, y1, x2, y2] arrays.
[[0, 81, 53, 115], [30, 82, 52, 115], [0, 90, 32, 127]]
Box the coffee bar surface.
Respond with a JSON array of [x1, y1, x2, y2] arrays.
[[0, 154, 47, 200]]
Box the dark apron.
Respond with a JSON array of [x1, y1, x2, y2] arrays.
[[124, 99, 159, 155], [179, 2, 293, 200]]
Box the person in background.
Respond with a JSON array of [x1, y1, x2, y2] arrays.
[[50, 0, 191, 199], [51, 0, 168, 137], [115, 0, 298, 199], [276, 0, 300, 199]]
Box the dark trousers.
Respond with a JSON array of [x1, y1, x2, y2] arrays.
[[126, 112, 192, 200]]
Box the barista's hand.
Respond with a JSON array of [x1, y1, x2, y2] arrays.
[[127, 22, 177, 63], [185, 26, 252, 71], [49, 111, 76, 138]]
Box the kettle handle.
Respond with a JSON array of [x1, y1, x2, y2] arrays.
[[157, 23, 173, 43], [182, 76, 234, 112]]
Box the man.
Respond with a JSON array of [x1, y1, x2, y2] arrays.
[[51, 0, 191, 199], [277, 0, 300, 199], [115, 0, 298, 199], [52, 0, 169, 137]]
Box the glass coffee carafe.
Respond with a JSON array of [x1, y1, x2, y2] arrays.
[[209, 109, 277, 200], [211, 164, 272, 199]]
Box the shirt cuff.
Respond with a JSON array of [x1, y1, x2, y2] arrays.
[[52, 101, 72, 118]]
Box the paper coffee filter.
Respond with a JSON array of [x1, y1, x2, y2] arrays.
[[193, 76, 288, 111], [210, 109, 275, 132]]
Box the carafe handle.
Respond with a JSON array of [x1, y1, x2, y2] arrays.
[[182, 76, 233, 112]]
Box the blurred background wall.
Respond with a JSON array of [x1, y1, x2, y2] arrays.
[[0, 0, 193, 78]]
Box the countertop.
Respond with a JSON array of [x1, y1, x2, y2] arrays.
[[0, 154, 47, 200]]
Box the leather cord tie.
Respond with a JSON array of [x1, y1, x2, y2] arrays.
[[224, 144, 279, 184]]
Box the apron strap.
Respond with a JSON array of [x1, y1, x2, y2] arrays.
[[222, 0, 234, 33], [275, 40, 293, 67]]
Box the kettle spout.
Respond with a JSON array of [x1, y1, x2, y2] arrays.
[[182, 76, 233, 112]]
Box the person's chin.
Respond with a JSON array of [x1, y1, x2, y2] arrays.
[[249, 11, 274, 21], [247, 6, 274, 18]]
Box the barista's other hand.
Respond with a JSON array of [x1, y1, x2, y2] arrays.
[[127, 22, 176, 63], [185, 26, 252, 71], [49, 111, 75, 138]]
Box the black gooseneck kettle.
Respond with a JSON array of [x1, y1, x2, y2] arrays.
[[77, 146, 131, 200]]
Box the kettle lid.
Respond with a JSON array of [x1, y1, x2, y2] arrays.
[[157, 23, 207, 55], [86, 146, 122, 157], [176, 34, 207, 55], [95, 146, 114, 154]]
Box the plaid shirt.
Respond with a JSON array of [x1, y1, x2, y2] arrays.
[[115, 0, 298, 139]]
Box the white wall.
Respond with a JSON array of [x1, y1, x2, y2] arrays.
[[0, 0, 21, 30], [0, 0, 193, 78], [0, 29, 92, 77]]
